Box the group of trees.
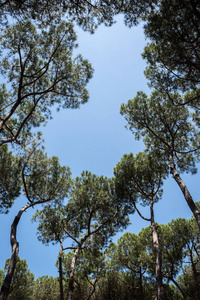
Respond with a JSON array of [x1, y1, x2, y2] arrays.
[[0, 0, 200, 299], [0, 215, 199, 299]]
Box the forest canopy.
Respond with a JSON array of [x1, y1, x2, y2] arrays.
[[0, 1, 200, 300]]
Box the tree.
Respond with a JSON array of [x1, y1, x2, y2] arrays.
[[142, 0, 200, 100], [1, 257, 34, 300], [59, 249, 106, 300], [0, 20, 93, 147], [114, 151, 168, 300], [168, 217, 200, 300], [0, 144, 72, 300], [120, 91, 200, 229], [33, 171, 132, 300], [0, 0, 118, 31], [0, 145, 21, 213], [107, 232, 148, 300], [31, 276, 60, 300]]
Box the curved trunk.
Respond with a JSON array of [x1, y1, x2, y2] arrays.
[[0, 197, 51, 300], [150, 200, 164, 300], [164, 275, 187, 300], [67, 245, 81, 300], [169, 151, 200, 230], [0, 204, 29, 300]]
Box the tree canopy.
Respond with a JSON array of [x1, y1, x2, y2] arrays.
[[1, 1, 200, 299]]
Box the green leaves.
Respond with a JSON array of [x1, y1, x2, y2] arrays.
[[121, 91, 200, 173], [114, 151, 168, 206], [0, 145, 21, 213], [22, 146, 72, 204], [0, 20, 93, 146], [142, 0, 200, 93], [3, 257, 34, 300], [65, 171, 131, 242], [33, 171, 131, 250]]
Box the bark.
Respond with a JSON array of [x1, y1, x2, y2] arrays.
[[0, 204, 28, 300], [164, 275, 187, 300], [169, 151, 200, 230], [85, 278, 97, 300], [58, 247, 64, 300], [67, 245, 81, 300], [139, 266, 145, 300], [0, 197, 52, 300], [150, 200, 164, 300], [190, 250, 200, 300]]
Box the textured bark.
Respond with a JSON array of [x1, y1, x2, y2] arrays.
[[0, 205, 27, 300], [58, 248, 64, 300], [67, 245, 81, 300], [150, 200, 164, 300], [0, 197, 51, 300], [169, 151, 200, 230]]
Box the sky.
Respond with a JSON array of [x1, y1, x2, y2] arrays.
[[0, 15, 199, 279]]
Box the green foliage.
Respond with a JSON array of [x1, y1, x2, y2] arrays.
[[107, 232, 148, 274], [114, 151, 168, 206], [33, 171, 131, 248], [22, 145, 72, 205], [0, 145, 21, 213], [120, 90, 200, 173], [0, 20, 93, 146], [64, 171, 131, 243], [31, 276, 60, 300], [142, 0, 200, 93], [2, 257, 34, 300], [0, 0, 118, 31], [60, 249, 106, 299]]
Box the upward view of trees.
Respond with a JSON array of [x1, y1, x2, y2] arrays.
[[0, 0, 200, 299]]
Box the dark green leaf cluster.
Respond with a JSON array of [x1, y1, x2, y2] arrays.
[[33, 171, 131, 249], [3, 257, 34, 300], [0, 20, 93, 146], [23, 147, 72, 204], [65, 171, 131, 242], [114, 151, 168, 206], [142, 0, 200, 93], [0, 0, 119, 31], [120, 91, 200, 173], [0, 145, 21, 213]]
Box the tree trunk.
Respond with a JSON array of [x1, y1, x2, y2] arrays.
[[190, 250, 200, 300], [139, 267, 145, 300], [67, 245, 81, 300], [0, 198, 50, 300], [150, 200, 164, 300], [164, 275, 187, 300], [0, 205, 28, 300], [58, 248, 64, 300], [169, 151, 200, 230]]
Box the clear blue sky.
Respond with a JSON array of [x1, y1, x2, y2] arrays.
[[0, 16, 198, 279]]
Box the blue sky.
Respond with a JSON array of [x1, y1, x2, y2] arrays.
[[0, 16, 198, 279]]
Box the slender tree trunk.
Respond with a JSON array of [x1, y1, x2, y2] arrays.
[[58, 247, 64, 300], [190, 251, 200, 300], [0, 198, 50, 300], [86, 278, 97, 300], [139, 267, 145, 300], [169, 151, 200, 230], [164, 275, 187, 300], [67, 245, 81, 300], [0, 204, 28, 300], [150, 200, 164, 300]]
